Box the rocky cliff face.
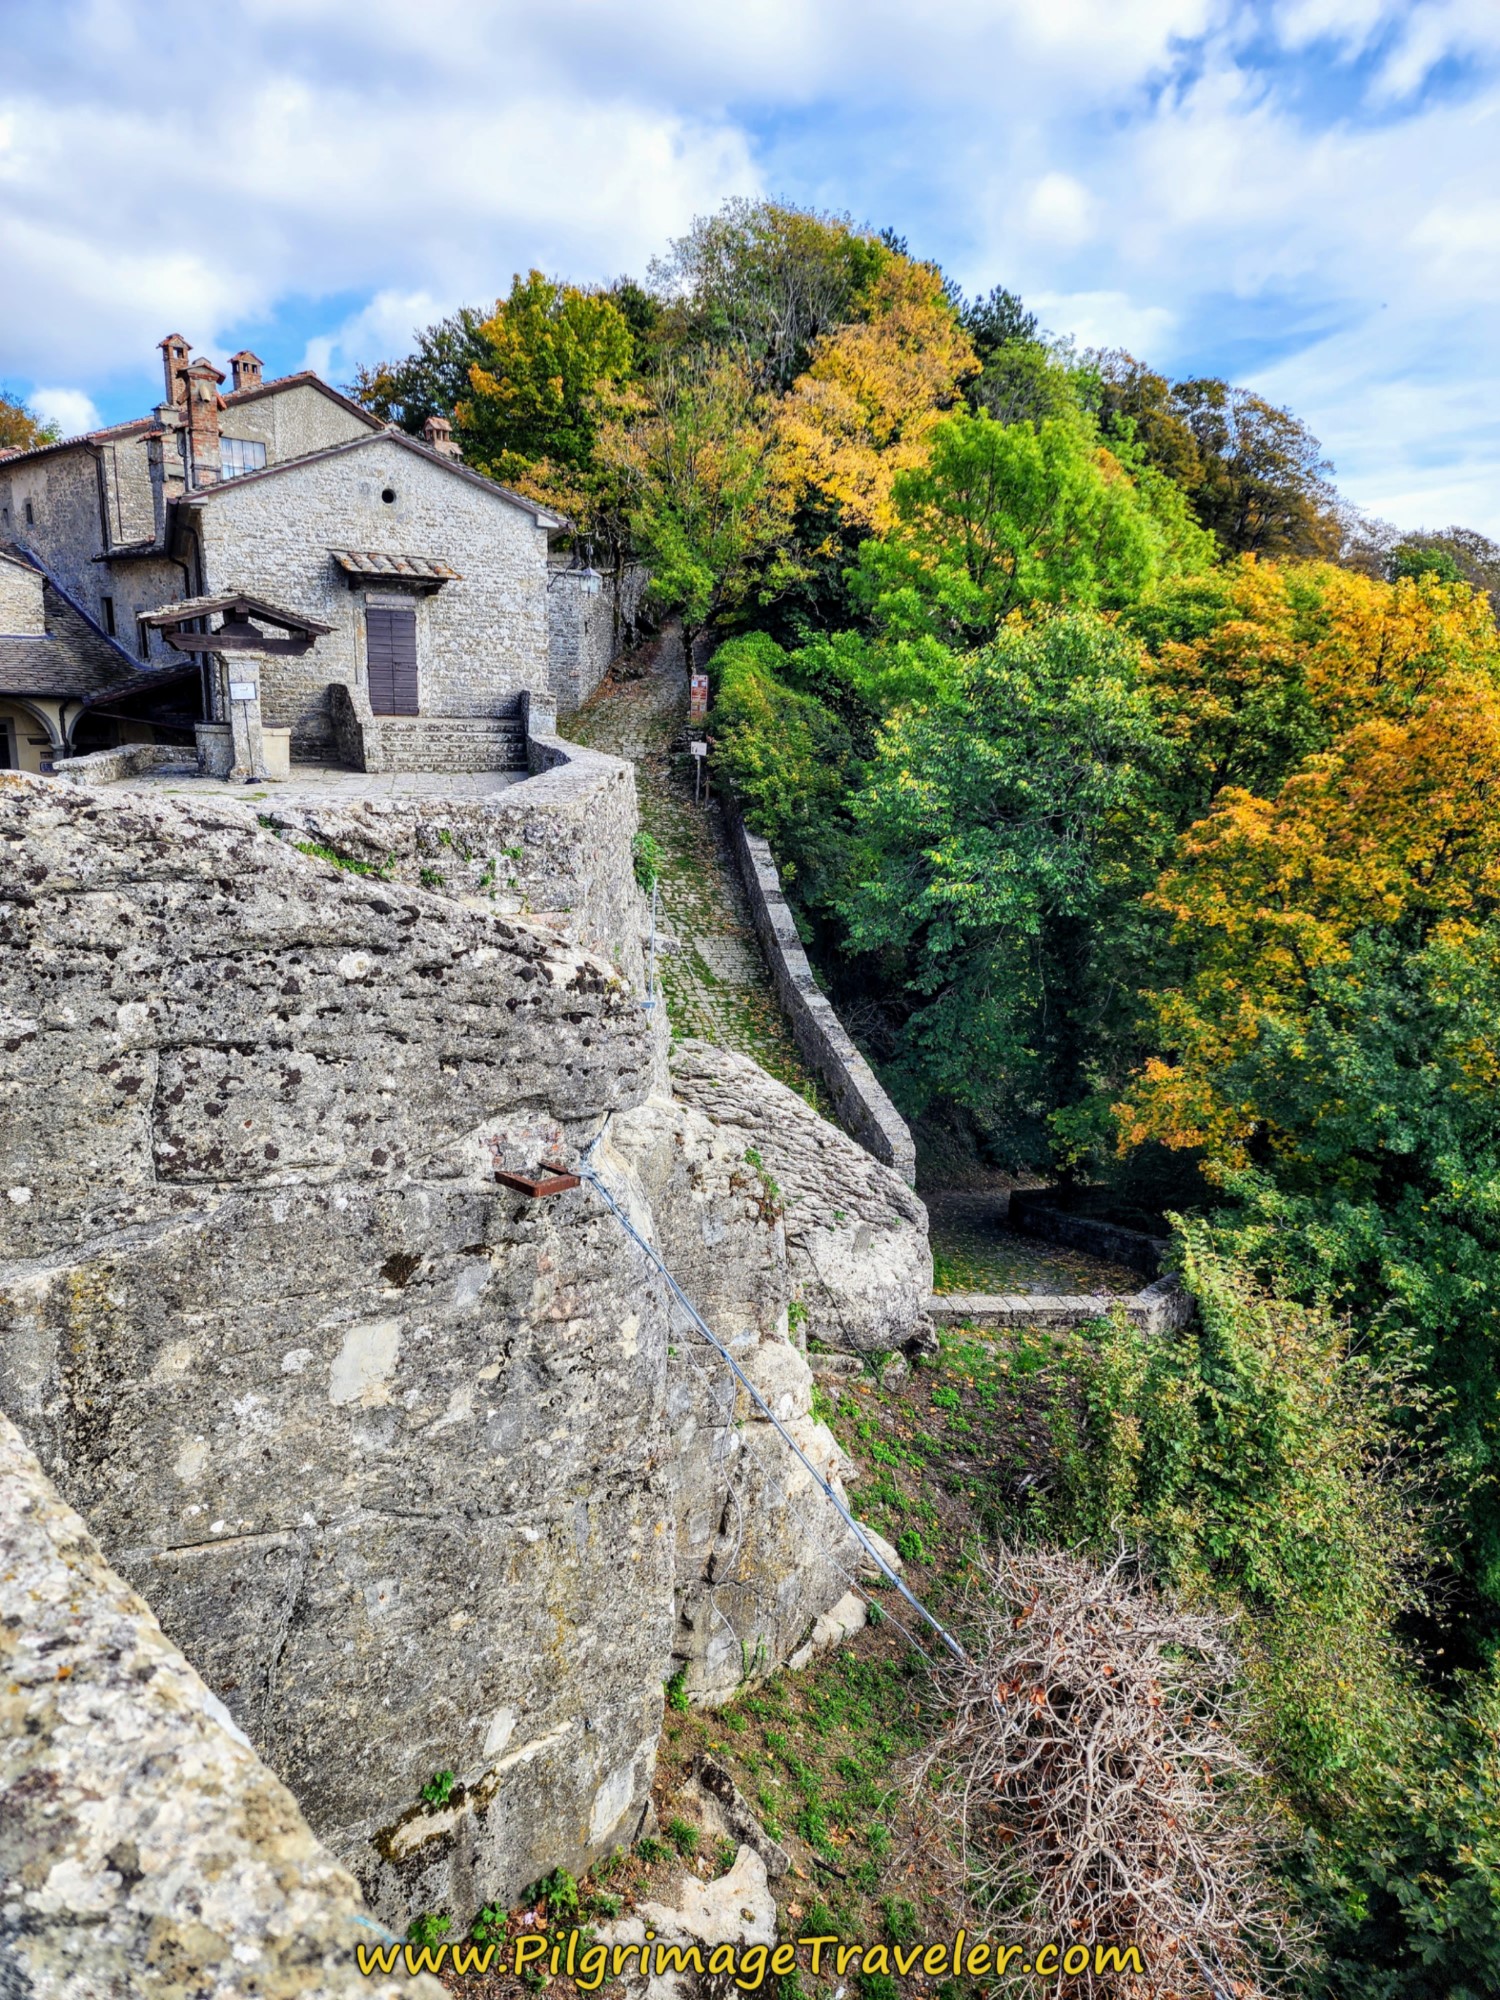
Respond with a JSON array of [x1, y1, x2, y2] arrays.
[[0, 770, 929, 1934]]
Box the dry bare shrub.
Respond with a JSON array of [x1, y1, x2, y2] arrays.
[[917, 1544, 1304, 1998]]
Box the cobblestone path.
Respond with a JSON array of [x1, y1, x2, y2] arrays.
[[563, 625, 824, 1104]]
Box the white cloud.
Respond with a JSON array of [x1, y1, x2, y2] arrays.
[[0, 0, 1495, 533], [301, 291, 449, 382], [1023, 174, 1097, 248], [1031, 292, 1178, 356], [28, 387, 103, 436]]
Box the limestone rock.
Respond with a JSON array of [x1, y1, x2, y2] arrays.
[[788, 1588, 867, 1672], [0, 1411, 440, 2000], [683, 1756, 791, 1879], [595, 1847, 776, 2000], [670, 1041, 932, 1352], [0, 774, 672, 1926], [604, 1092, 860, 1704], [0, 774, 878, 1937]]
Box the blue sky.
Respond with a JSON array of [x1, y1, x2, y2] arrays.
[[2, 0, 1497, 535]]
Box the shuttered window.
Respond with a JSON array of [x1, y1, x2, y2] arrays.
[[366, 605, 418, 715]]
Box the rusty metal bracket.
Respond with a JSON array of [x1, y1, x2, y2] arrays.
[[493, 1161, 581, 1199]]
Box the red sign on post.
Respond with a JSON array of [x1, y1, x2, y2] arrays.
[[688, 673, 710, 723]]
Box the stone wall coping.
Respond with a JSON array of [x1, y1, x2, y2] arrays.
[[928, 1272, 1192, 1335], [723, 798, 916, 1186], [51, 742, 192, 785]]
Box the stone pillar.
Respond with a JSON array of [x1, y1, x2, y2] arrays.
[[218, 656, 268, 781]]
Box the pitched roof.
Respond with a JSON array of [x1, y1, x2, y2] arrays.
[[221, 370, 382, 432], [176, 427, 569, 527], [138, 592, 334, 634], [0, 371, 382, 473], [0, 415, 156, 470], [330, 549, 463, 583], [0, 542, 158, 697], [0, 634, 148, 699]]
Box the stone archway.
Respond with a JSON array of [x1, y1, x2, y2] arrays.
[[0, 697, 63, 774]]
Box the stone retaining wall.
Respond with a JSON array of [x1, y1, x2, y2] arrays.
[[51, 742, 192, 786], [725, 800, 916, 1186], [0, 1411, 437, 2000], [928, 1273, 1192, 1335], [256, 697, 649, 992], [548, 563, 649, 713], [1007, 1190, 1167, 1278]]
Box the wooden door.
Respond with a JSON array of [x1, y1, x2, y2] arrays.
[[366, 606, 418, 715]]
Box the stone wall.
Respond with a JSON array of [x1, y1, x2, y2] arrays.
[[0, 1411, 439, 1999], [0, 550, 45, 633], [258, 716, 648, 992], [548, 563, 649, 713], [220, 378, 378, 465], [1007, 1190, 1167, 1278], [725, 802, 917, 1186], [0, 446, 110, 622], [929, 1273, 1192, 1335], [52, 742, 190, 785], [184, 437, 554, 758]]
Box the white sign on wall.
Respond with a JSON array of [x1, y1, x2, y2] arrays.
[[228, 682, 257, 702]]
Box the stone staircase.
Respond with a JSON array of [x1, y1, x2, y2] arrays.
[[358, 714, 527, 774]]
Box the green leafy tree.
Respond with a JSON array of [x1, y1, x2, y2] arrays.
[[648, 198, 887, 395], [349, 306, 491, 435], [0, 391, 60, 451], [958, 283, 1038, 366], [1047, 1227, 1500, 2000], [1169, 377, 1341, 558], [840, 612, 1174, 1165], [460, 271, 634, 486], [597, 354, 795, 654], [848, 407, 1193, 645], [1389, 539, 1464, 584], [1091, 349, 1205, 493]]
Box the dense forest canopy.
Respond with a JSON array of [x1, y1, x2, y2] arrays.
[[359, 204, 1500, 1996]]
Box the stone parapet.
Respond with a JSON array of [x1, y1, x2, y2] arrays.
[[257, 698, 649, 991], [1007, 1189, 1168, 1278], [724, 800, 916, 1186], [0, 1410, 438, 2000], [50, 742, 193, 785], [928, 1273, 1192, 1335]]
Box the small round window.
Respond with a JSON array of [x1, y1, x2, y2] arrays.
[[381, 487, 397, 504]]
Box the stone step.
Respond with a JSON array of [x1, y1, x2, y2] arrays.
[[359, 713, 527, 775]]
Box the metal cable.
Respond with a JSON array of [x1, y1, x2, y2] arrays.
[[575, 1144, 970, 1666]]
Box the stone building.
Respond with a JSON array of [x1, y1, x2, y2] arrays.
[[0, 543, 200, 773], [0, 335, 629, 775]]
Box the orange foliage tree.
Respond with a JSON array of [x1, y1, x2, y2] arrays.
[[1119, 674, 1500, 1167], [1134, 557, 1500, 818], [771, 255, 976, 547]]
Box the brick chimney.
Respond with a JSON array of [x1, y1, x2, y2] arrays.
[[423, 412, 463, 460], [159, 333, 192, 409], [183, 356, 226, 487], [228, 350, 263, 394]]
